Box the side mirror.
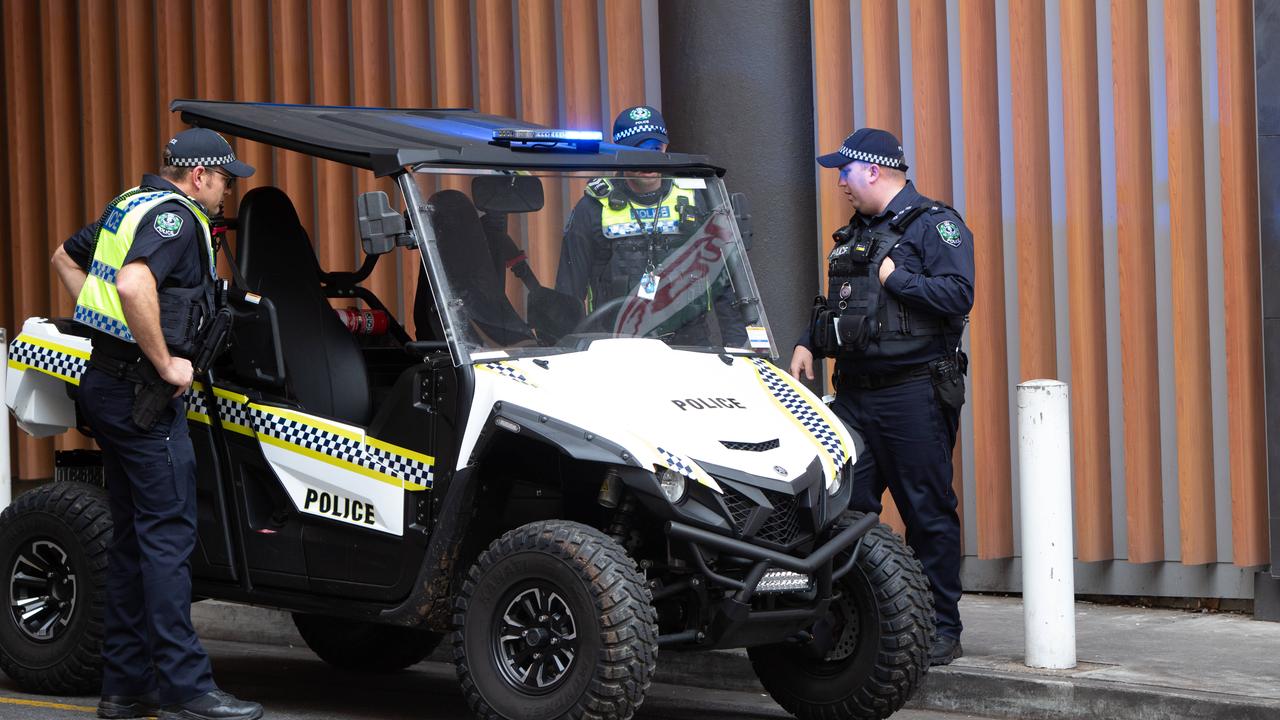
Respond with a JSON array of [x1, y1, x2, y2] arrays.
[[472, 175, 545, 213], [357, 191, 414, 255], [731, 192, 753, 249]]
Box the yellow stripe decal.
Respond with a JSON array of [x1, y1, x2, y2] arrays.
[[0, 694, 93, 712], [20, 334, 91, 360]]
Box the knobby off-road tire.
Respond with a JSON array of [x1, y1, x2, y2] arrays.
[[0, 482, 112, 695], [452, 520, 658, 720], [292, 613, 443, 673], [749, 513, 934, 720]]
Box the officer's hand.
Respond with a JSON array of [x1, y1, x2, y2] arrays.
[[160, 357, 194, 396], [789, 345, 815, 381], [878, 256, 896, 285]]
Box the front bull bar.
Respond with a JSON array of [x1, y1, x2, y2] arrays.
[[662, 512, 879, 647]]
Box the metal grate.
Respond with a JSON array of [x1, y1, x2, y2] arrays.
[[756, 490, 801, 546], [720, 486, 755, 530], [719, 438, 781, 452]]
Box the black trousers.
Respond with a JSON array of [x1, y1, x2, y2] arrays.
[[831, 376, 964, 640], [78, 366, 215, 704]]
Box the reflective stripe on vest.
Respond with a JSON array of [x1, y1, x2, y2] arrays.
[[598, 186, 697, 239], [74, 188, 213, 342]]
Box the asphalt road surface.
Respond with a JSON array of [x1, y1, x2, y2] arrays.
[[0, 639, 994, 720]]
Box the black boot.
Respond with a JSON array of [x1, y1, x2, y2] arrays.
[[158, 690, 263, 720], [929, 634, 963, 666], [98, 690, 162, 719]]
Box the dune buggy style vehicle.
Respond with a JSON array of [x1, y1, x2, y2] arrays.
[[2, 101, 933, 720]]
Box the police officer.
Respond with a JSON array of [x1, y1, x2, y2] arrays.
[[556, 105, 746, 346], [790, 128, 973, 666], [50, 129, 263, 719]]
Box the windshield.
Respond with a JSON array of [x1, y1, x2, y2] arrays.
[[402, 169, 777, 363]]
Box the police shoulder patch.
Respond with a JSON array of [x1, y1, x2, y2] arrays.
[[586, 177, 613, 199], [936, 220, 962, 247], [153, 211, 184, 239]]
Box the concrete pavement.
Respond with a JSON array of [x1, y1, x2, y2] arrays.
[[192, 593, 1280, 720]]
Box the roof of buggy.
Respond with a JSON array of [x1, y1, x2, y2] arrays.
[[171, 100, 725, 177]]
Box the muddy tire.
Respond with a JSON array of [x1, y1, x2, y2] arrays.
[[0, 482, 112, 695], [748, 513, 934, 720], [452, 520, 657, 720], [292, 613, 443, 673]]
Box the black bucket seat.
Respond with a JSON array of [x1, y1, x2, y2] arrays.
[[236, 186, 371, 426]]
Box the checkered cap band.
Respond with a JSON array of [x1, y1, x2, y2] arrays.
[[838, 145, 905, 168], [613, 123, 667, 142], [8, 340, 87, 382], [167, 153, 236, 168], [749, 358, 847, 469]]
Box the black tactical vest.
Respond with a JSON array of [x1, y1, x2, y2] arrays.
[[826, 202, 964, 362], [586, 179, 700, 307]]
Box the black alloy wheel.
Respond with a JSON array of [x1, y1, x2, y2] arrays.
[[748, 513, 934, 720], [0, 482, 112, 695], [9, 538, 78, 642], [453, 520, 657, 720]]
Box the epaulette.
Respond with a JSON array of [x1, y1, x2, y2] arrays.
[[585, 177, 613, 199]]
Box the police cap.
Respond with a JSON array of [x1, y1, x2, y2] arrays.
[[164, 128, 255, 177], [612, 105, 668, 148], [816, 127, 909, 171]]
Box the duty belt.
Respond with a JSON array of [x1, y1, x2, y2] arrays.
[[839, 362, 932, 391], [88, 351, 149, 384]]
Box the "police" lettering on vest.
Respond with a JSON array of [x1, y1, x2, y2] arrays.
[[303, 488, 377, 526], [671, 397, 746, 411]]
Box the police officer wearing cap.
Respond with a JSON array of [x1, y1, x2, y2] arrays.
[[556, 105, 746, 346], [791, 128, 973, 666], [51, 129, 263, 720]]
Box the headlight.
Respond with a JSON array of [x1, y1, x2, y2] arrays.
[[657, 468, 687, 503]]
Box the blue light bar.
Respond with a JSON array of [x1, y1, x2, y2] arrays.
[[490, 128, 603, 153], [492, 128, 603, 142]]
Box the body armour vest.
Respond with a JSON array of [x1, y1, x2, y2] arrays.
[[75, 188, 216, 350], [586, 178, 699, 308], [826, 201, 964, 362]]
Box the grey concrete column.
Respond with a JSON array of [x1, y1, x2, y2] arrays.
[[1255, 0, 1280, 616], [657, 0, 818, 377]]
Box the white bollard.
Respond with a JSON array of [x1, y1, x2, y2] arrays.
[[0, 327, 10, 511], [1017, 379, 1076, 669]]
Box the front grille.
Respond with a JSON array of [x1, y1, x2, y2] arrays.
[[719, 438, 781, 452], [720, 486, 755, 529], [757, 490, 801, 545], [718, 485, 804, 547]]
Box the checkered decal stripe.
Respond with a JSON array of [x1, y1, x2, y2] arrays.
[[8, 340, 87, 383], [656, 446, 699, 478], [367, 446, 434, 488], [213, 396, 255, 430], [481, 361, 533, 386], [748, 358, 847, 469]]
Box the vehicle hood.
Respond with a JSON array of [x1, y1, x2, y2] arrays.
[[461, 339, 854, 493]]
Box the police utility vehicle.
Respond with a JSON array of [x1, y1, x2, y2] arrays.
[[2, 101, 933, 720]]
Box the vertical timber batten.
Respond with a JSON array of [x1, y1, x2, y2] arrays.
[[959, 0, 1013, 559], [1110, 0, 1165, 563], [1061, 0, 1114, 561]]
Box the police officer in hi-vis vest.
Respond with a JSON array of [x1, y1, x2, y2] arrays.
[[556, 105, 746, 347], [50, 129, 262, 720], [790, 128, 974, 666]]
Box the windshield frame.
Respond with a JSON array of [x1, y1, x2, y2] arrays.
[[398, 166, 778, 366]]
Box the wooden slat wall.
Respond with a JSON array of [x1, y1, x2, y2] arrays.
[[0, 1, 1271, 583], [816, 0, 1267, 571], [1110, 0, 1164, 563], [0, 0, 659, 481]]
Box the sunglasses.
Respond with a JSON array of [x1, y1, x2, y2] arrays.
[[211, 168, 236, 188]]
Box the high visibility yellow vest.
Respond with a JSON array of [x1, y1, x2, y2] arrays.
[[73, 188, 214, 342], [595, 183, 697, 239]]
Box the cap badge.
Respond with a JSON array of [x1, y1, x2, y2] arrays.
[[629, 107, 652, 121], [937, 220, 962, 247]]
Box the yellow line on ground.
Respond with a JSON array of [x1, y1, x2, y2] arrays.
[[0, 695, 95, 713]]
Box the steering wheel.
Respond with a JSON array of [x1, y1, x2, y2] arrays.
[[567, 295, 629, 336]]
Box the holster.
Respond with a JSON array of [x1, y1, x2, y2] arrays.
[[130, 361, 177, 431], [929, 351, 968, 410]]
